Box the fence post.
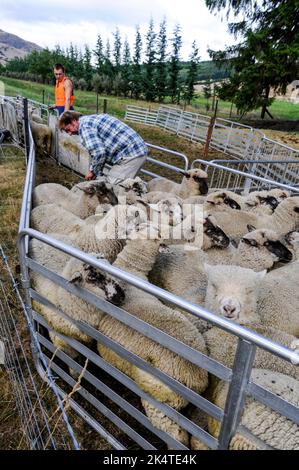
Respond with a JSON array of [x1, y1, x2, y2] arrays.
[[103, 98, 107, 114], [42, 90, 45, 104], [203, 100, 218, 159], [217, 339, 256, 449], [23, 98, 30, 163]]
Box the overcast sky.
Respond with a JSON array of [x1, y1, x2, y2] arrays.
[[1, 0, 236, 61]]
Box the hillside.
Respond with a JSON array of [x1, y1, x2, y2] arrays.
[[0, 29, 42, 65]]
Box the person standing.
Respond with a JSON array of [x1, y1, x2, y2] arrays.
[[52, 64, 75, 116], [58, 111, 147, 185]]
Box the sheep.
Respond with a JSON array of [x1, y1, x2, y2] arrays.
[[147, 168, 209, 198], [191, 368, 299, 450], [30, 120, 53, 156], [33, 180, 118, 219], [31, 203, 147, 263], [212, 196, 299, 241], [145, 191, 182, 204], [97, 226, 209, 445], [31, 253, 126, 362], [256, 254, 299, 337], [285, 229, 299, 260], [202, 264, 299, 381], [204, 228, 293, 270], [113, 176, 148, 203]]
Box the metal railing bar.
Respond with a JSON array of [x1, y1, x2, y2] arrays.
[[217, 339, 256, 449], [19, 230, 299, 366], [247, 382, 299, 425], [33, 312, 211, 449], [27, 260, 231, 381], [31, 302, 223, 422], [38, 335, 158, 450]]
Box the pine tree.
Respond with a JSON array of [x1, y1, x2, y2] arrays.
[[155, 17, 168, 102], [168, 24, 182, 104], [183, 40, 200, 104], [83, 45, 93, 89], [94, 34, 105, 74], [144, 17, 156, 101], [113, 28, 122, 74], [103, 38, 114, 77], [131, 26, 143, 100], [122, 37, 132, 97]]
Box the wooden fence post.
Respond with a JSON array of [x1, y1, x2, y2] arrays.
[[102, 98, 107, 114], [203, 100, 218, 159]]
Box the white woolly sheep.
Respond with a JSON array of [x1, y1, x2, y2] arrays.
[[30, 120, 53, 156], [147, 168, 209, 199], [31, 253, 126, 362], [33, 180, 118, 219], [97, 228, 209, 446], [202, 264, 299, 379], [191, 368, 299, 450], [31, 203, 147, 263], [212, 196, 299, 240]]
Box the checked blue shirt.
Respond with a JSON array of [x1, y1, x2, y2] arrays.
[[79, 114, 148, 176]]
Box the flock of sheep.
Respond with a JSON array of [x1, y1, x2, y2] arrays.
[[29, 166, 299, 450]]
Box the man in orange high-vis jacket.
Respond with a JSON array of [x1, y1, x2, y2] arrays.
[[51, 63, 75, 116]]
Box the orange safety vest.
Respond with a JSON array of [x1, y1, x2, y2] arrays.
[[55, 76, 75, 107]]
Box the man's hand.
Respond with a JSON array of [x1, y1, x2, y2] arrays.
[[48, 104, 56, 111], [85, 170, 96, 181]]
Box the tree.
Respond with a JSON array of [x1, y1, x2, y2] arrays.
[[205, 0, 299, 117], [183, 40, 200, 104], [168, 24, 182, 103], [144, 17, 156, 101], [122, 37, 132, 97], [94, 34, 105, 74], [102, 39, 114, 77], [113, 28, 122, 73], [83, 45, 93, 89], [155, 17, 168, 102], [131, 26, 143, 100]]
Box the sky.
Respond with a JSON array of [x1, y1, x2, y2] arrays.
[[0, 0, 237, 61]]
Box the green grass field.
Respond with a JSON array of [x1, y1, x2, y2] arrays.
[[1, 75, 298, 121]]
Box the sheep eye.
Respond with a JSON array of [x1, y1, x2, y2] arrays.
[[135, 211, 139, 217], [264, 241, 269, 246]]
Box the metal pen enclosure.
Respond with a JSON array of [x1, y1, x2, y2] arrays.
[[11, 97, 299, 450]]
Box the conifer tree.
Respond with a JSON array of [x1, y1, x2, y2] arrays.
[[122, 37, 132, 97], [168, 24, 182, 103], [131, 26, 143, 100], [94, 34, 105, 74], [155, 17, 168, 102], [183, 40, 200, 104], [113, 28, 122, 73], [144, 17, 156, 101]]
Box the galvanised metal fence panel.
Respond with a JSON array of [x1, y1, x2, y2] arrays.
[[5, 95, 299, 450], [125, 105, 158, 126], [192, 158, 299, 194]]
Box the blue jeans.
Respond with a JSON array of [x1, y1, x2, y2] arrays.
[[56, 106, 74, 116]]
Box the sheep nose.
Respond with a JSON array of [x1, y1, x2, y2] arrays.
[[223, 305, 236, 317]]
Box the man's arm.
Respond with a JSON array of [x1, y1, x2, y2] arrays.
[[64, 79, 73, 112], [81, 125, 107, 178]]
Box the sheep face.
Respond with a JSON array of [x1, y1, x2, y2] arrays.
[[119, 177, 148, 196], [241, 229, 293, 263], [69, 255, 125, 306], [204, 264, 266, 324], [77, 181, 118, 207], [207, 192, 241, 210], [151, 198, 184, 227], [258, 195, 279, 212], [180, 169, 209, 195], [203, 215, 230, 249]]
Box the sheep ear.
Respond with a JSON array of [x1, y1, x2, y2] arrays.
[[231, 239, 238, 248], [247, 224, 256, 232], [78, 186, 96, 195], [69, 271, 83, 285]]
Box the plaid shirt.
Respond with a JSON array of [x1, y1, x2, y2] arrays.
[[79, 114, 147, 176]]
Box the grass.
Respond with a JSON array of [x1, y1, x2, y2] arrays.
[[1, 75, 299, 122]]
